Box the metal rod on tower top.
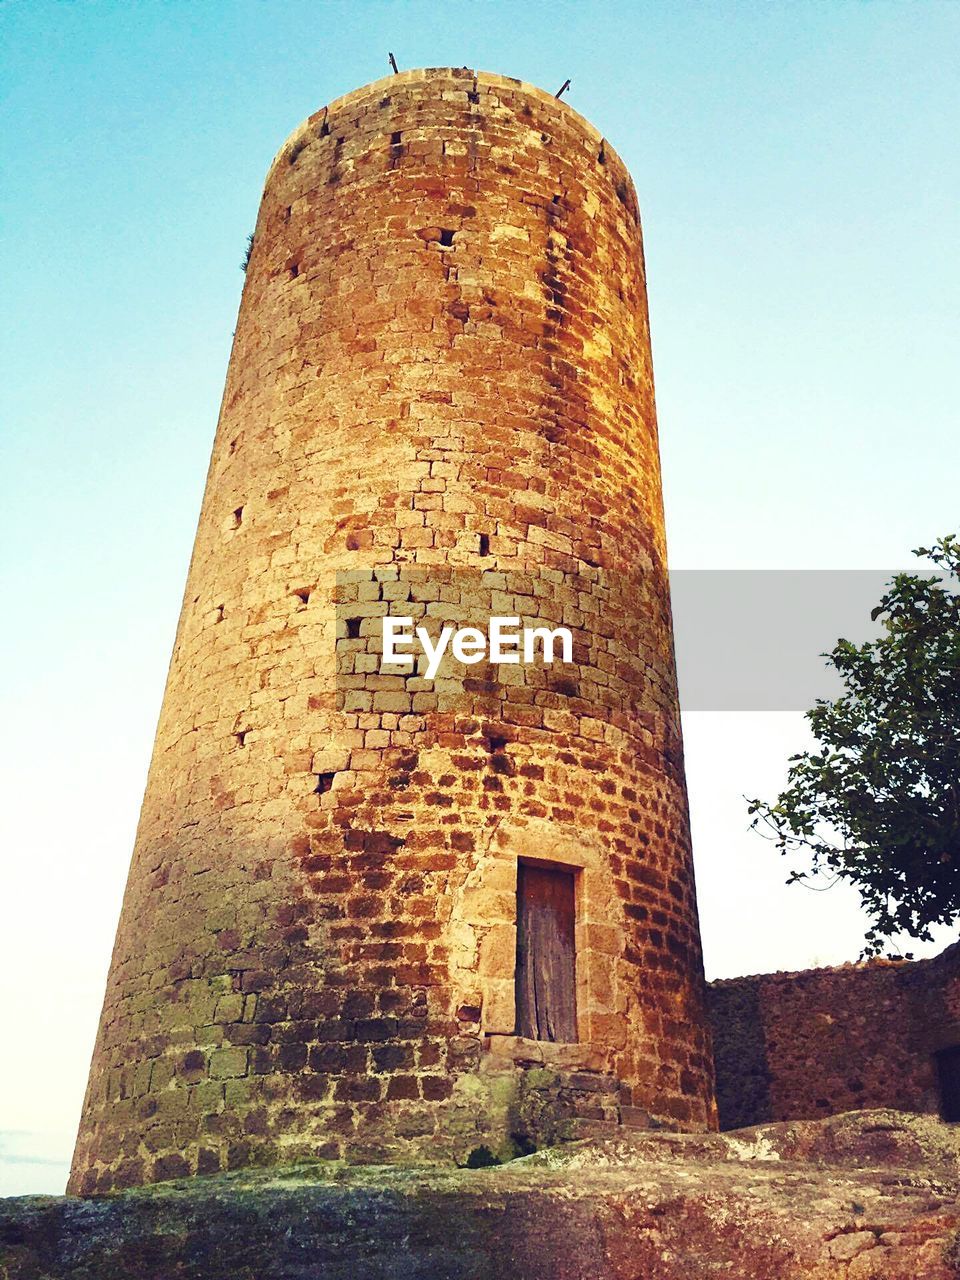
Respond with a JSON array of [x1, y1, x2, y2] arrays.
[[555, 79, 571, 99], [388, 52, 399, 74]]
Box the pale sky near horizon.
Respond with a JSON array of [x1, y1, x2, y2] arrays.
[[2, 0, 958, 1195]]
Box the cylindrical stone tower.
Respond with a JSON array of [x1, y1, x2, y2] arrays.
[[70, 68, 716, 1195]]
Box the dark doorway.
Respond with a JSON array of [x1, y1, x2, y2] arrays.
[[936, 1045, 960, 1121], [515, 861, 577, 1042]]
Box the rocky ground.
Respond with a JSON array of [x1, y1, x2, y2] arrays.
[[2, 1110, 958, 1279]]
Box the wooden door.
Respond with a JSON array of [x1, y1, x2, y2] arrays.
[[515, 862, 577, 1042]]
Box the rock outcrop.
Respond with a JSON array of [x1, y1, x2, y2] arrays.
[[4, 1110, 959, 1278]]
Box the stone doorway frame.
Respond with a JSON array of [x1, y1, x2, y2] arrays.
[[453, 818, 624, 1069]]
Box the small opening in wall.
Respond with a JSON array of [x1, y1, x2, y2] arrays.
[[289, 261, 300, 279], [598, 143, 606, 165], [235, 730, 247, 748], [391, 131, 402, 145], [478, 533, 490, 557], [346, 617, 362, 639], [515, 860, 578, 1043], [439, 229, 455, 247], [315, 772, 336, 795], [232, 507, 244, 528], [551, 674, 579, 698], [215, 604, 225, 623], [294, 588, 311, 606], [936, 1045, 960, 1122], [467, 90, 480, 104], [464, 1145, 500, 1168]]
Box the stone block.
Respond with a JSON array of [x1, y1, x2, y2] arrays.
[[210, 1048, 249, 1080], [478, 924, 516, 979]]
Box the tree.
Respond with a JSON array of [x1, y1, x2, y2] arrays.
[[748, 536, 960, 955]]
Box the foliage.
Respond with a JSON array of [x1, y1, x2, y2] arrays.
[[241, 232, 254, 273], [749, 536, 960, 955]]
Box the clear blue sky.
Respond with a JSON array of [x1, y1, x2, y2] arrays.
[[1, 0, 958, 1195]]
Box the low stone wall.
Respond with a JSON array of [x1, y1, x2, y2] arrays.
[[707, 941, 960, 1131]]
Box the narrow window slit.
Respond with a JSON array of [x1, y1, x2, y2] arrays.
[[315, 772, 336, 795], [235, 730, 247, 748], [231, 507, 244, 528], [439, 229, 455, 247], [478, 533, 490, 556], [346, 617, 362, 639]]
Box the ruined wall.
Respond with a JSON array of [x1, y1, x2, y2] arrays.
[[708, 942, 960, 1131], [70, 67, 715, 1195]]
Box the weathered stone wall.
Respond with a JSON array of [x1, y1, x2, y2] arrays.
[[70, 67, 716, 1196], [708, 942, 960, 1131]]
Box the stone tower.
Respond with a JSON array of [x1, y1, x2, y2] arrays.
[[69, 68, 716, 1195]]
